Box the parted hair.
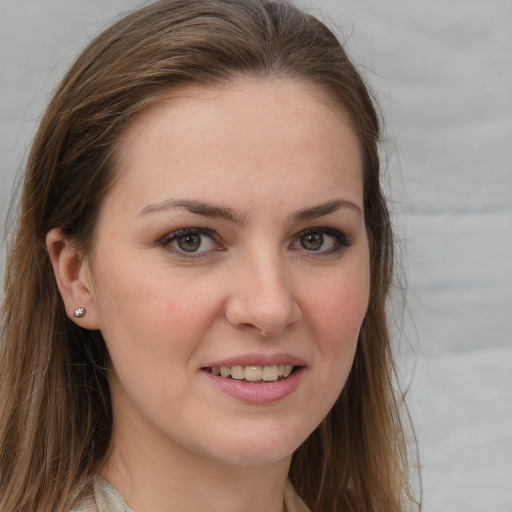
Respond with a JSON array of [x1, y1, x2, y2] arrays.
[[0, 1, 418, 511]]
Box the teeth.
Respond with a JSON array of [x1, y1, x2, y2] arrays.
[[211, 364, 294, 381], [244, 366, 262, 381], [262, 365, 278, 381], [231, 365, 244, 380]]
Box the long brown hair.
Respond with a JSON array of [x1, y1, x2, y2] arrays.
[[0, 1, 419, 510]]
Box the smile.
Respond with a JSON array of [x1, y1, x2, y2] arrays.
[[202, 354, 306, 403], [206, 364, 295, 382]]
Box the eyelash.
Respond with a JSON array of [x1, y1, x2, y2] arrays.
[[159, 228, 223, 258], [158, 227, 352, 259], [292, 227, 352, 257]]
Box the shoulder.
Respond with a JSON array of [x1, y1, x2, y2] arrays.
[[69, 496, 98, 512], [69, 476, 133, 512]]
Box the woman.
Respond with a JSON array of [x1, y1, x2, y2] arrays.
[[0, 0, 418, 511]]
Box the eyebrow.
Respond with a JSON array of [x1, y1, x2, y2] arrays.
[[292, 199, 362, 221], [139, 199, 245, 224], [139, 197, 362, 223]]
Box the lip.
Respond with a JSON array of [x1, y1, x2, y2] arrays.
[[201, 365, 305, 404], [206, 353, 306, 368]]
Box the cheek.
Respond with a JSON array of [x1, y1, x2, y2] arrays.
[[91, 255, 226, 358], [304, 268, 369, 348], [293, 272, 369, 427]]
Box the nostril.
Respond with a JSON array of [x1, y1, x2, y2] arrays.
[[224, 289, 301, 337], [237, 322, 271, 336]]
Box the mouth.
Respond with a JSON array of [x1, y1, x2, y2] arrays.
[[203, 364, 298, 383], [201, 359, 305, 403]]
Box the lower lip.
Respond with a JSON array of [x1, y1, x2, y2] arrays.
[[201, 367, 304, 404]]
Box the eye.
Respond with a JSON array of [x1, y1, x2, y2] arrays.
[[176, 233, 202, 252], [292, 228, 351, 255], [300, 232, 326, 251], [160, 228, 222, 256]]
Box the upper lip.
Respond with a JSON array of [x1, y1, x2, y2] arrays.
[[205, 353, 306, 368]]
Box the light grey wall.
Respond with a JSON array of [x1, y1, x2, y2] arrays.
[[1, 1, 511, 510]]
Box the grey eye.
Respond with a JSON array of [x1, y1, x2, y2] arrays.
[[291, 228, 351, 256], [300, 232, 324, 251], [162, 228, 221, 256], [176, 234, 202, 252]]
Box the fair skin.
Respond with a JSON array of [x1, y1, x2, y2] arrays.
[[47, 79, 369, 512]]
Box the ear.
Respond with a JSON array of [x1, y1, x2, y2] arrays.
[[46, 228, 100, 330]]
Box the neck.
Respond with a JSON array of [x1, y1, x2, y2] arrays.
[[99, 422, 292, 512]]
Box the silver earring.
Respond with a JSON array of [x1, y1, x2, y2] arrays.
[[73, 307, 86, 318]]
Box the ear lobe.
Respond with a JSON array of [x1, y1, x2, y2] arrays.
[[46, 228, 100, 330]]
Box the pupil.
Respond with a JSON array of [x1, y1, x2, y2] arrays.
[[301, 233, 323, 250], [177, 234, 201, 252]]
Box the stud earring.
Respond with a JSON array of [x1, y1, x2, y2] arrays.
[[73, 307, 86, 318]]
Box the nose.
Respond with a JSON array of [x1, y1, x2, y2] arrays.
[[224, 252, 302, 337]]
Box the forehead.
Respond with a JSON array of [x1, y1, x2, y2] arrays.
[[116, 78, 357, 159], [106, 79, 363, 217]]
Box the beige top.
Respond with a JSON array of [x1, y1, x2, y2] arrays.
[[72, 476, 311, 512]]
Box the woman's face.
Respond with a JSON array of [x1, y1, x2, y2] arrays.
[[84, 80, 369, 467]]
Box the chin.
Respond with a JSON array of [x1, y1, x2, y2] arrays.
[[194, 421, 310, 467], [208, 444, 295, 467]]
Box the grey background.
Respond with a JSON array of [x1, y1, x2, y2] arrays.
[[1, 0, 511, 510]]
